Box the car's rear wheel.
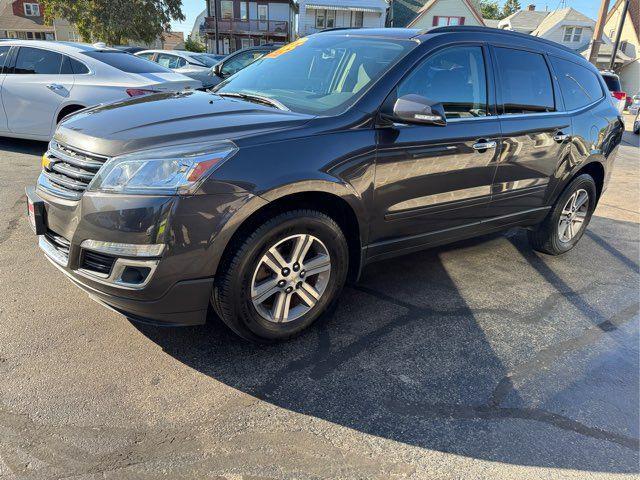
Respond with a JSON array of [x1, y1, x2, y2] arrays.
[[212, 210, 349, 342], [528, 174, 597, 255]]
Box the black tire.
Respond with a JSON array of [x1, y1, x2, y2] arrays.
[[212, 209, 349, 342], [528, 174, 597, 255]]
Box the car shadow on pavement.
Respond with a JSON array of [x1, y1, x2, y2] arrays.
[[136, 220, 639, 474], [0, 138, 47, 156]]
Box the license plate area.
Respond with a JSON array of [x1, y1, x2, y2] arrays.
[[26, 187, 46, 235]]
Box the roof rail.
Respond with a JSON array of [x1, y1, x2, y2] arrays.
[[419, 25, 579, 56], [317, 27, 360, 33]]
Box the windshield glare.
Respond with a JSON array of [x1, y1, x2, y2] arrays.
[[215, 35, 416, 115]]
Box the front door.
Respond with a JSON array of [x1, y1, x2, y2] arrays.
[[371, 45, 501, 259], [3, 47, 74, 138], [488, 46, 572, 220]]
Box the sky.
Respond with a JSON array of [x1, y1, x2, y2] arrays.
[[169, 0, 603, 35]]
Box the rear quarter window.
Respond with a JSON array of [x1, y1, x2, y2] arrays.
[[82, 51, 171, 73], [602, 74, 621, 92], [550, 57, 604, 110]]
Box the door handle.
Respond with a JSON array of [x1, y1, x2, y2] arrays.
[[472, 140, 497, 151], [46, 83, 64, 91], [553, 133, 570, 143]]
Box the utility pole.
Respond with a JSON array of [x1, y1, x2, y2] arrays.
[[609, 0, 630, 70], [588, 0, 612, 66], [209, 0, 219, 54]]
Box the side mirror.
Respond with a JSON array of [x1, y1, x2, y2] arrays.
[[390, 94, 447, 126], [213, 63, 223, 77]]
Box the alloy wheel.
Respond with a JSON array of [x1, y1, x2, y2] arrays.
[[558, 188, 589, 243], [251, 234, 331, 323]]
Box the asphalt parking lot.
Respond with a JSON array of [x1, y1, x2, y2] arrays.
[[0, 121, 638, 479]]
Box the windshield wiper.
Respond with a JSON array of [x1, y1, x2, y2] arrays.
[[217, 92, 289, 111]]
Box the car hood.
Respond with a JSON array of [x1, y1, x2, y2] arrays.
[[55, 91, 315, 157]]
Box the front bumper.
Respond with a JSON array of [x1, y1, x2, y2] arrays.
[[28, 180, 255, 326]]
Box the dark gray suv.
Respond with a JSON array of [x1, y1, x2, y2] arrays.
[[27, 27, 623, 342]]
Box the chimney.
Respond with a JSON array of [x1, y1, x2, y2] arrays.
[[527, 4, 536, 10]]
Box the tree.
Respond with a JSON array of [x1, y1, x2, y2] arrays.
[[501, 0, 522, 18], [480, 0, 503, 19], [184, 35, 206, 53], [44, 0, 185, 46]]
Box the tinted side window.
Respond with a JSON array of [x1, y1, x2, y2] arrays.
[[82, 51, 170, 73], [602, 74, 621, 92], [14, 47, 63, 75], [550, 57, 604, 110], [397, 46, 488, 119], [0, 46, 10, 72], [494, 47, 555, 114]]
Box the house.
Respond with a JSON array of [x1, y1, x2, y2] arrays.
[[386, 0, 427, 27], [497, 5, 550, 34], [483, 18, 499, 28], [599, 0, 639, 94], [530, 7, 596, 52], [0, 0, 54, 40], [405, 0, 485, 29], [190, 9, 208, 44], [297, 0, 388, 37], [204, 0, 297, 54]]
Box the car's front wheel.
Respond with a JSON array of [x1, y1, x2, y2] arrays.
[[212, 210, 349, 342]]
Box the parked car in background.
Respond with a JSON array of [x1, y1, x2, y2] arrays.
[[205, 53, 226, 62], [628, 94, 640, 115], [115, 46, 147, 54], [206, 44, 282, 88], [634, 110, 640, 134], [0, 41, 201, 141], [600, 70, 627, 113], [26, 28, 623, 342], [135, 49, 220, 89]]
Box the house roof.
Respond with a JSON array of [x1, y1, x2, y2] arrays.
[[0, 0, 54, 32], [498, 9, 550, 32], [304, 0, 388, 13], [389, 0, 429, 27], [483, 18, 500, 28], [407, 0, 485, 27], [606, 0, 639, 40], [531, 8, 595, 37]]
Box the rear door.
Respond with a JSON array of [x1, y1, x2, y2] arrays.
[[488, 46, 572, 220], [0, 45, 12, 132], [371, 44, 502, 257], [3, 46, 74, 137]]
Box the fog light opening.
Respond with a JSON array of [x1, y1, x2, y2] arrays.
[[119, 266, 151, 285]]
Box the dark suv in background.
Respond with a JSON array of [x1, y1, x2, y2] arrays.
[[27, 27, 623, 342]]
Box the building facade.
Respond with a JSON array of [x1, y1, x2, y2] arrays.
[[0, 0, 54, 40], [297, 0, 388, 37], [602, 0, 639, 94], [205, 0, 296, 54]]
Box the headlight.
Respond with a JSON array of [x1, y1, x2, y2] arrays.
[[87, 141, 238, 195]]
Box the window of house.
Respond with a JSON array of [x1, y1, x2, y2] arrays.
[[14, 47, 62, 74], [563, 26, 583, 42], [24, 3, 40, 16], [221, 1, 233, 20], [326, 10, 336, 28], [434, 16, 464, 26], [240, 2, 249, 20], [258, 5, 268, 21], [241, 38, 252, 49], [550, 56, 603, 110], [494, 47, 555, 114], [351, 11, 363, 27], [397, 46, 488, 119], [316, 9, 326, 28]]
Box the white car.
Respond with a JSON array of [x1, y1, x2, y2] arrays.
[[0, 41, 202, 141], [628, 94, 640, 116], [600, 70, 627, 114], [135, 49, 219, 89]]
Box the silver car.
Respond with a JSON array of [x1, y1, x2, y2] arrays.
[[135, 50, 220, 89]]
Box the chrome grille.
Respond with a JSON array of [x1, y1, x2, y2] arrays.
[[42, 142, 109, 200], [43, 229, 71, 263]]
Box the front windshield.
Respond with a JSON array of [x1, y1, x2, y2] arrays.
[[214, 35, 417, 115]]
